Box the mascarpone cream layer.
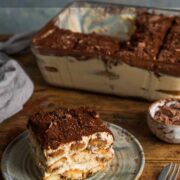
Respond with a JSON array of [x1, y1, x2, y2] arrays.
[[28, 129, 114, 180], [35, 54, 180, 100]]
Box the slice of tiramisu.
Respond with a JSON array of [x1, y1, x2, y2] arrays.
[[27, 107, 114, 180]]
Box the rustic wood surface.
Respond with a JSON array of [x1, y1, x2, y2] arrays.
[[0, 35, 180, 180]]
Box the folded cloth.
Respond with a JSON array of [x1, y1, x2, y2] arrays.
[[0, 32, 36, 122]]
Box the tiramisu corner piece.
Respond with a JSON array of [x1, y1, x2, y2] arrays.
[[159, 17, 180, 64], [27, 107, 114, 180]]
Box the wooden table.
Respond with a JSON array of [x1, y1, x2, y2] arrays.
[[0, 36, 180, 180]]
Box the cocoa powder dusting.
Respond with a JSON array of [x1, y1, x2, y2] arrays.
[[32, 11, 180, 76], [27, 107, 113, 149]]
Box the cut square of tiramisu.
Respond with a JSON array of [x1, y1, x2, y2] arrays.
[[27, 107, 114, 180], [159, 17, 180, 64]]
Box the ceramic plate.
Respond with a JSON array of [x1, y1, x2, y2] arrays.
[[1, 123, 145, 180]]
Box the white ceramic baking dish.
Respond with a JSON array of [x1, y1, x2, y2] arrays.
[[32, 1, 180, 100]]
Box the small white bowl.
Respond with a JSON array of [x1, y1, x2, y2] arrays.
[[147, 98, 180, 144]]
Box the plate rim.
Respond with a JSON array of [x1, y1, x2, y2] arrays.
[[1, 123, 145, 180], [109, 123, 145, 180]]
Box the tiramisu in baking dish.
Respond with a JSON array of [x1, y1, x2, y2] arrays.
[[32, 2, 180, 100], [27, 107, 114, 180]]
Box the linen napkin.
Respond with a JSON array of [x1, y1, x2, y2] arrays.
[[0, 32, 36, 122]]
